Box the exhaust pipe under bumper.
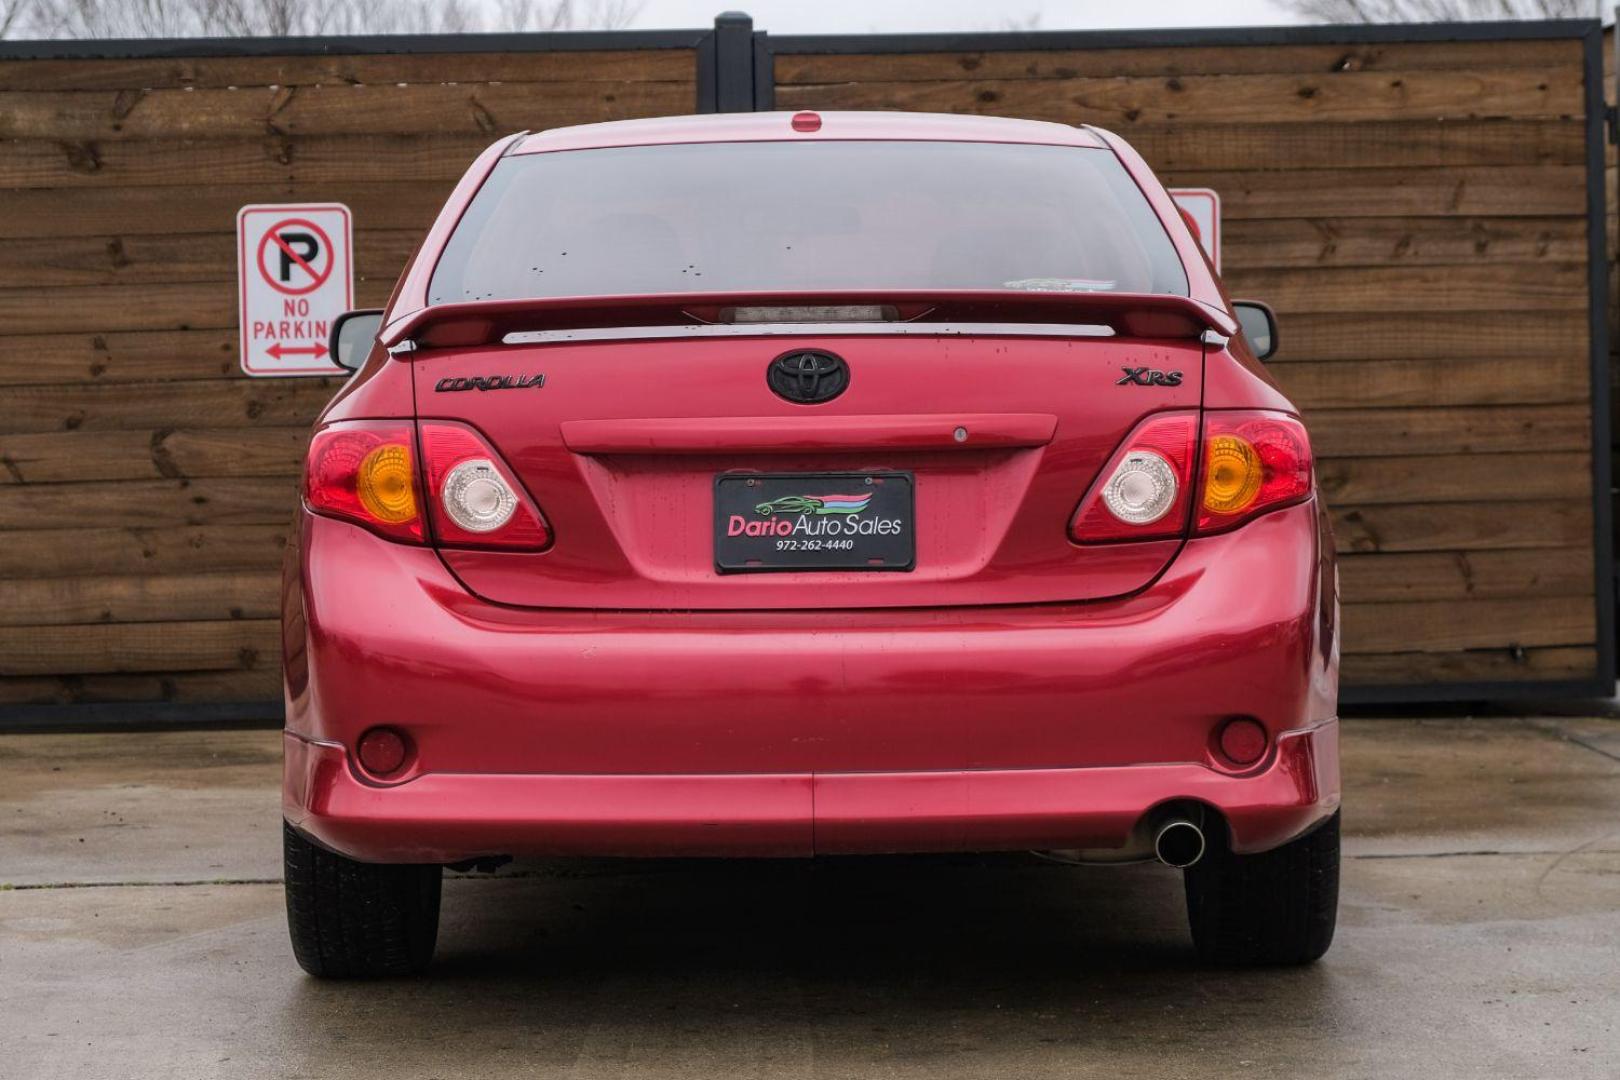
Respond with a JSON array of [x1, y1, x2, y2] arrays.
[[1154, 819, 1206, 868]]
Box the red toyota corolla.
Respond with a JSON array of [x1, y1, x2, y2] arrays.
[[282, 111, 1340, 977]]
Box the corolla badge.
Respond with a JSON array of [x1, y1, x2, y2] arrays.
[[435, 374, 546, 392]]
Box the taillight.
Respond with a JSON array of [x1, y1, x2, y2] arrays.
[[304, 420, 424, 543], [1070, 411, 1198, 543], [1070, 409, 1313, 543], [419, 421, 551, 550], [1196, 410, 1312, 534]]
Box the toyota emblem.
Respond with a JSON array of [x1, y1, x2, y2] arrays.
[[767, 349, 849, 404]]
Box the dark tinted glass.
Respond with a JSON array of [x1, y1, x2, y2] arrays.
[[429, 140, 1189, 303]]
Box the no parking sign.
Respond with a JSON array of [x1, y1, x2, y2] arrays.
[[236, 203, 352, 377]]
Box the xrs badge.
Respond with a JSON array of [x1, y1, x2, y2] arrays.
[[1117, 367, 1183, 387]]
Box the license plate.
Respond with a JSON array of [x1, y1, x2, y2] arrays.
[[714, 472, 915, 572]]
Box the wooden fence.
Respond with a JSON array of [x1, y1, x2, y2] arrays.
[[0, 16, 1612, 726]]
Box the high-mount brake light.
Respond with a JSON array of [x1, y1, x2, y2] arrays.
[[721, 305, 896, 324], [304, 420, 424, 543], [1197, 411, 1312, 534], [419, 421, 551, 550], [1070, 411, 1198, 543]]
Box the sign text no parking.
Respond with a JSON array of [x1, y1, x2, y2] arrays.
[[237, 204, 353, 377]]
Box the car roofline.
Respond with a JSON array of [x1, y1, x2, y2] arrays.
[[509, 111, 1109, 156]]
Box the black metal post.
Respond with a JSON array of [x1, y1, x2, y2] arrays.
[[711, 11, 755, 112]]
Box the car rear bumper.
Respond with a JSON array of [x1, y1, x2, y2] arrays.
[[285, 718, 1338, 861], [283, 499, 1339, 862]]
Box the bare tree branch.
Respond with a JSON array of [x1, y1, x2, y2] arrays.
[[7, 0, 644, 38], [1000, 12, 1044, 31], [0, 0, 30, 37], [1288, 0, 1598, 22]]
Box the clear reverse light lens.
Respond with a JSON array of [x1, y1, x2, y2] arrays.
[[441, 459, 517, 533], [1101, 450, 1178, 525]]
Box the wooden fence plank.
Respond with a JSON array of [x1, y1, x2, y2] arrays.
[[0, 182, 447, 238], [0, 668, 279, 705], [0, 48, 698, 91], [0, 79, 696, 140], [1329, 500, 1590, 554], [1310, 405, 1590, 457], [0, 134, 491, 190], [0, 572, 281, 625], [0, 378, 338, 433], [771, 40, 1581, 83], [1342, 597, 1593, 653], [1272, 356, 1586, 409], [1159, 167, 1586, 219], [1338, 548, 1594, 603], [0, 619, 279, 675], [772, 69, 1581, 125], [0, 477, 299, 530], [1276, 312, 1586, 361], [1224, 263, 1589, 312], [1222, 217, 1587, 270], [1, 427, 308, 484], [0, 281, 238, 334], [0, 329, 245, 385], [1317, 452, 1590, 506], [1342, 645, 1598, 685], [1126, 120, 1585, 172], [0, 524, 288, 578]]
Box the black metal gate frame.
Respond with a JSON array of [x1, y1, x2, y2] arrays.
[[0, 14, 1610, 728]]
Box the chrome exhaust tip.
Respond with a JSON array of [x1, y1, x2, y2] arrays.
[[1154, 819, 1206, 868]]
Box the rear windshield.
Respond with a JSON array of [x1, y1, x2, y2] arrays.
[[428, 140, 1189, 304]]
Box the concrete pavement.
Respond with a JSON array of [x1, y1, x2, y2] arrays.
[[1, 717, 1617, 1079]]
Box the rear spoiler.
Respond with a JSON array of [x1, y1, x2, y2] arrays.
[[378, 290, 1238, 351]]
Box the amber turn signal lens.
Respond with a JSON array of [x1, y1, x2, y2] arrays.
[[303, 421, 424, 543], [356, 443, 417, 524], [1202, 433, 1262, 516], [1195, 411, 1313, 535]]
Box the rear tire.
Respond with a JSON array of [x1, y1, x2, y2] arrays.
[[283, 822, 442, 978], [1184, 811, 1339, 966]]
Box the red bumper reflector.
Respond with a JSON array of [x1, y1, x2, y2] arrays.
[[357, 727, 409, 777], [1218, 718, 1269, 766]]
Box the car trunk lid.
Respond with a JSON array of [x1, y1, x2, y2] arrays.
[[401, 292, 1214, 610]]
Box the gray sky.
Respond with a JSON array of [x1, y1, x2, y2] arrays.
[[614, 0, 1303, 33]]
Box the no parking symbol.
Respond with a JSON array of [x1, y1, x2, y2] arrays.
[[237, 204, 353, 376]]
